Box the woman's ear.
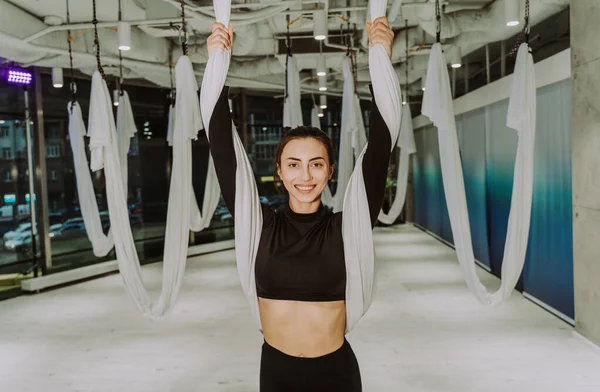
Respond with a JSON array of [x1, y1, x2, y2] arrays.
[[276, 163, 282, 179], [329, 164, 334, 180]]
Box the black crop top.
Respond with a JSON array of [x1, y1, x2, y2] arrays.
[[208, 85, 392, 302]]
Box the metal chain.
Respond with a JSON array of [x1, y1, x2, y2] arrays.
[[405, 19, 409, 105], [169, 41, 175, 106], [92, 0, 105, 79], [66, 0, 76, 107], [435, 0, 441, 43], [509, 0, 531, 56], [284, 14, 290, 100], [180, 0, 188, 55]]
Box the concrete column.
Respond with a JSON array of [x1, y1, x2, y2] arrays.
[[571, 0, 600, 346]]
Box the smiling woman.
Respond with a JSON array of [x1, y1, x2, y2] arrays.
[[206, 15, 394, 392], [273, 126, 335, 214]]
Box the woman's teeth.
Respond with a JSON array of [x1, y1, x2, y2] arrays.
[[295, 185, 316, 192]]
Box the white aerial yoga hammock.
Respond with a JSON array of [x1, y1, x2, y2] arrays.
[[200, 0, 401, 333], [166, 99, 221, 232], [87, 55, 203, 317], [312, 104, 335, 207], [116, 91, 138, 195], [283, 54, 303, 128], [320, 57, 363, 212], [378, 103, 417, 224], [351, 93, 368, 162], [67, 101, 114, 257], [421, 42, 536, 305]]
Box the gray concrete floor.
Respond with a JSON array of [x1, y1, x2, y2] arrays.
[[1, 225, 599, 392]]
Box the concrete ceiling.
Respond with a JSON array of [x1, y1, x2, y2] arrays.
[[0, 0, 568, 100]]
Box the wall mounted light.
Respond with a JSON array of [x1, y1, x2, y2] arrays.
[[6, 69, 32, 85], [113, 90, 120, 106]]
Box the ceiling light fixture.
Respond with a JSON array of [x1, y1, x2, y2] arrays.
[[505, 0, 520, 27], [318, 74, 327, 91], [52, 67, 63, 88], [313, 9, 327, 40], [450, 46, 462, 68], [319, 94, 327, 109]]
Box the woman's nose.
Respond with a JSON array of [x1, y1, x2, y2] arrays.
[[302, 166, 312, 181]]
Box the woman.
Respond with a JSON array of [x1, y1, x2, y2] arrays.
[[207, 17, 394, 392]]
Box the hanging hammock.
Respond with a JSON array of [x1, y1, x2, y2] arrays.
[[63, 0, 113, 257], [421, 42, 536, 305], [166, 99, 221, 232], [67, 101, 114, 257], [200, 0, 401, 333], [321, 57, 361, 212], [312, 104, 336, 207], [283, 54, 303, 128], [116, 91, 138, 195], [88, 38, 205, 317], [351, 92, 368, 162], [378, 103, 416, 224]]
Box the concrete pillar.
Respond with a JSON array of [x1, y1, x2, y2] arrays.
[[571, 0, 600, 347]]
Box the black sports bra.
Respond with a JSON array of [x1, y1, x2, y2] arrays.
[[254, 204, 346, 302]]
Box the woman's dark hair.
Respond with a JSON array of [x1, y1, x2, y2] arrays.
[[273, 126, 336, 179]]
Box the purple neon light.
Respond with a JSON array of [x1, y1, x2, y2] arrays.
[[7, 69, 32, 85]]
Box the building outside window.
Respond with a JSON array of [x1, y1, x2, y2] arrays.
[[2, 148, 12, 160]]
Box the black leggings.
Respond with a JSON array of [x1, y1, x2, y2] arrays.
[[259, 338, 362, 392]]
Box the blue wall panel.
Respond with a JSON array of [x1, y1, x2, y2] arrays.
[[412, 79, 574, 319]]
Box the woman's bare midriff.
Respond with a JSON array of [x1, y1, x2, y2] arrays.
[[258, 297, 346, 358]]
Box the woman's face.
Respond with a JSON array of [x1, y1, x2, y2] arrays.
[[277, 138, 333, 206]]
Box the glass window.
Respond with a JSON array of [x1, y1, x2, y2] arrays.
[[2, 148, 12, 160], [46, 145, 60, 158], [0, 126, 9, 138]]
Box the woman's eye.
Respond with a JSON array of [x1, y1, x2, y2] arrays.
[[288, 163, 298, 168], [312, 163, 324, 168]]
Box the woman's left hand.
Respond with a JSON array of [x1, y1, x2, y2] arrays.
[[366, 16, 394, 60]]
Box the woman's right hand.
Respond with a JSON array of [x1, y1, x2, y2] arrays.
[[207, 22, 234, 57]]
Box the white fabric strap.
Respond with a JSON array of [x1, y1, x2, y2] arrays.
[[421, 43, 536, 305], [116, 91, 138, 196], [283, 55, 303, 128], [200, 0, 264, 331], [167, 102, 220, 232], [67, 101, 113, 257], [378, 103, 416, 224], [334, 57, 359, 212], [340, 0, 402, 332], [312, 104, 335, 208], [351, 94, 368, 162]]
